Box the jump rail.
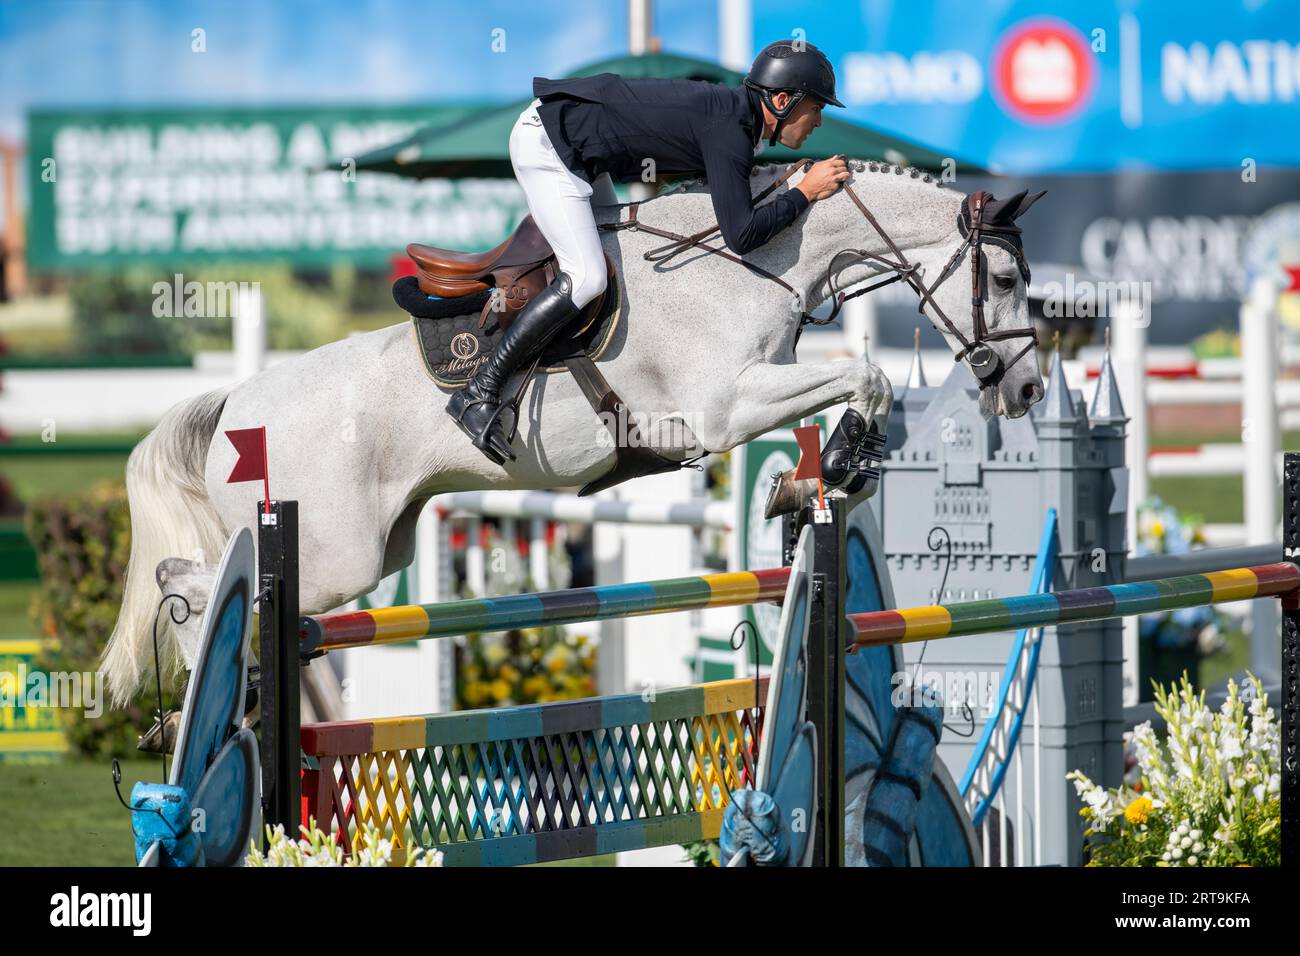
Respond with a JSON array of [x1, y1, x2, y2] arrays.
[[300, 567, 792, 652], [259, 498, 847, 866], [437, 489, 732, 529], [846, 563, 1300, 647]]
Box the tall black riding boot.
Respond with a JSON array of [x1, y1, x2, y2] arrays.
[[446, 271, 582, 465]]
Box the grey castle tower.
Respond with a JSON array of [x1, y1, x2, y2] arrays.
[[869, 343, 1129, 866]]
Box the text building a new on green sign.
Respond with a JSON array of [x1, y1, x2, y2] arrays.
[[26, 107, 529, 270]]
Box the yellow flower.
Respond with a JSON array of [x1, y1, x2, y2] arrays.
[[521, 676, 549, 698], [1151, 520, 1164, 539], [1124, 796, 1152, 825]]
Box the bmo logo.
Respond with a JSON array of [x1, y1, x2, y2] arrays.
[[992, 18, 1094, 122]]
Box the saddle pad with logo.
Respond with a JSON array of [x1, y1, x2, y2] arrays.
[[393, 275, 622, 390]]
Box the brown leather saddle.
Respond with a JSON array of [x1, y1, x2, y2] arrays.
[[406, 214, 617, 336], [398, 215, 706, 496]]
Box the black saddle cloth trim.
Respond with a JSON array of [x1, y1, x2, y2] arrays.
[[393, 276, 622, 390]]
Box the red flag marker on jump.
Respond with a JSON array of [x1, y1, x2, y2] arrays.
[[791, 423, 826, 511], [226, 426, 271, 514]]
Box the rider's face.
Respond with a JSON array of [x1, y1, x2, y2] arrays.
[[771, 92, 824, 147]]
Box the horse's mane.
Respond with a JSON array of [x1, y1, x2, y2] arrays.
[[594, 158, 960, 228], [674, 158, 954, 199]]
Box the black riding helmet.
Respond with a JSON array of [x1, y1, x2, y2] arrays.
[[744, 40, 845, 147]]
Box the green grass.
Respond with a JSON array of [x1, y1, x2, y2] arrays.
[[1146, 428, 1300, 526], [1201, 627, 1251, 690], [0, 757, 158, 866], [1149, 476, 1242, 524], [1, 433, 139, 502]]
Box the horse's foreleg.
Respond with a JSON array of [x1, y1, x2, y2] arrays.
[[702, 358, 892, 517]]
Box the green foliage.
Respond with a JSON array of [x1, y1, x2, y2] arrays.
[[1190, 328, 1238, 360], [681, 839, 721, 867], [25, 485, 150, 757], [1069, 674, 1280, 867], [217, 264, 348, 350], [68, 268, 191, 356], [64, 264, 366, 357]]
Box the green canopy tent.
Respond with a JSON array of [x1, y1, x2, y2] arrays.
[[351, 51, 984, 179]]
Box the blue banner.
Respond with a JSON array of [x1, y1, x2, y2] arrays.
[[756, 0, 1300, 173]]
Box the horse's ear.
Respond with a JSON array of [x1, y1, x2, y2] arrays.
[[1010, 190, 1047, 220], [984, 190, 1026, 223]]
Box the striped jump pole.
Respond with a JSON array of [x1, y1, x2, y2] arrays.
[[846, 562, 1300, 648], [300, 566, 793, 652]]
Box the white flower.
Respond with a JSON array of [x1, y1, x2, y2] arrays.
[[1188, 855, 1197, 865], [1171, 847, 1182, 859], [1190, 829, 1201, 840], [1192, 842, 1203, 854]]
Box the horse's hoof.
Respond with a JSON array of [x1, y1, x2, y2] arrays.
[[764, 471, 818, 520], [137, 710, 182, 755]]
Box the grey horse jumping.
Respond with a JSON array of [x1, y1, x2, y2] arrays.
[[104, 160, 1045, 705]]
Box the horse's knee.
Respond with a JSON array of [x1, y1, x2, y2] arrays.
[[868, 364, 894, 414]]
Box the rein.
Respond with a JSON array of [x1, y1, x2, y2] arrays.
[[598, 160, 814, 315], [600, 159, 1037, 389]]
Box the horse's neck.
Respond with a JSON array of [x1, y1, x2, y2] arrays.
[[601, 164, 962, 311], [798, 173, 963, 305]]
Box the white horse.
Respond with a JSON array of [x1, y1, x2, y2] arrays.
[[104, 159, 1046, 705]]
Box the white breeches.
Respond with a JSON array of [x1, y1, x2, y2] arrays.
[[509, 98, 612, 308]]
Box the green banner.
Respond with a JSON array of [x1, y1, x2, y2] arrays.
[[26, 106, 529, 270], [0, 640, 67, 763]]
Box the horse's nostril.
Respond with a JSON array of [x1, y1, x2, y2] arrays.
[[1022, 382, 1043, 403]]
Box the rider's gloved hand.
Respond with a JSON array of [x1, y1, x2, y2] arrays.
[[796, 156, 851, 202]]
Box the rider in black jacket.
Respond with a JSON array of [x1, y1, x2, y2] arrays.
[[448, 40, 851, 465]]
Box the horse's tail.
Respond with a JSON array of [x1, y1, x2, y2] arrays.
[[103, 388, 232, 707]]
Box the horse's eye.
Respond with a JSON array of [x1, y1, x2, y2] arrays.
[[993, 275, 1017, 292]]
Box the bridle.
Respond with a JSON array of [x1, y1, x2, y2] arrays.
[[827, 182, 1038, 390], [599, 159, 1038, 391]]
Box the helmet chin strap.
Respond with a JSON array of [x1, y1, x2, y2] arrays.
[[761, 89, 805, 147]]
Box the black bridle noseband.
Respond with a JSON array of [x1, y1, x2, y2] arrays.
[[826, 185, 1038, 390]]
